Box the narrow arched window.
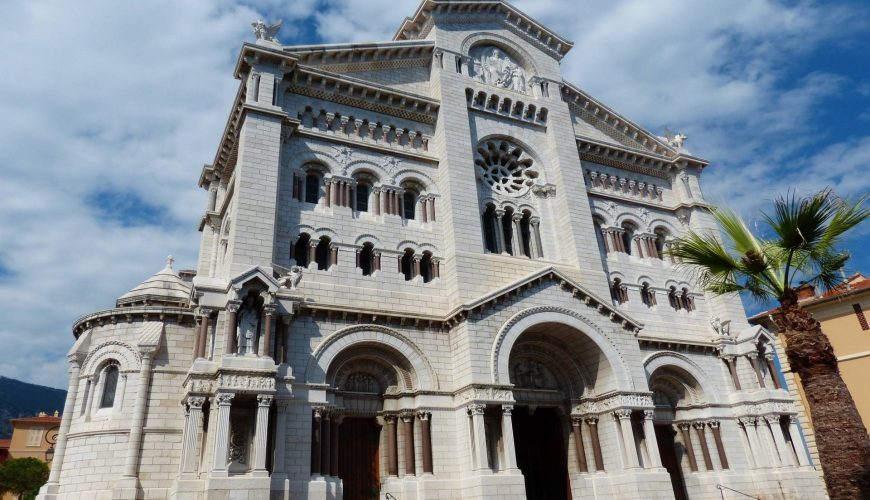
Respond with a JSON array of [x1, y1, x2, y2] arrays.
[[502, 208, 514, 255], [305, 173, 321, 204], [401, 249, 415, 281], [482, 204, 498, 253], [355, 183, 370, 212], [403, 191, 417, 220], [520, 211, 532, 258], [359, 243, 374, 276], [621, 222, 636, 255], [315, 237, 331, 270], [420, 251, 433, 283], [653, 228, 668, 259], [100, 365, 119, 409], [293, 233, 311, 267]]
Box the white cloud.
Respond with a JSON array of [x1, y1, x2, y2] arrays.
[[0, 0, 866, 388]]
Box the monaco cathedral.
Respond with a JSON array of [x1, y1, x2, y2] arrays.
[[38, 1, 828, 499]]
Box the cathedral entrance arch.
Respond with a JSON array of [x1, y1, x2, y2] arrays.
[[307, 329, 436, 500], [500, 310, 626, 500]]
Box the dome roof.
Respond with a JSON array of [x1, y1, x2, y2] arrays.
[[116, 256, 192, 308]]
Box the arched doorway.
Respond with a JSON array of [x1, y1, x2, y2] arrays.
[[648, 364, 712, 500], [323, 343, 419, 500], [505, 320, 610, 500]]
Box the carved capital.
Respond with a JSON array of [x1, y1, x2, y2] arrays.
[[707, 420, 720, 429], [692, 421, 707, 430], [613, 409, 632, 420], [186, 396, 206, 409], [383, 414, 397, 424], [529, 216, 541, 226], [257, 394, 274, 407], [677, 422, 693, 430], [417, 411, 431, 421], [215, 393, 234, 406], [226, 301, 241, 313], [584, 416, 599, 425], [501, 404, 514, 416], [643, 410, 655, 420], [467, 404, 486, 416]]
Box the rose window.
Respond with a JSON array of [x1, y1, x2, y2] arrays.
[[475, 140, 538, 196]]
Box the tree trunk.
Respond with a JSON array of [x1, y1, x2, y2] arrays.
[[779, 290, 870, 499]]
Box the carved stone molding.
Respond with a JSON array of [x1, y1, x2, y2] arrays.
[[455, 385, 515, 405], [217, 373, 276, 392]]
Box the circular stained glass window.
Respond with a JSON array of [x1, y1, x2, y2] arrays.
[[475, 140, 537, 196]]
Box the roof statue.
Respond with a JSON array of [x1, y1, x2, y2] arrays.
[[251, 19, 282, 45], [661, 127, 688, 150]]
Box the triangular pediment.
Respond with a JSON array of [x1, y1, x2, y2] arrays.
[[395, 0, 573, 60], [444, 267, 643, 333], [229, 266, 281, 294]]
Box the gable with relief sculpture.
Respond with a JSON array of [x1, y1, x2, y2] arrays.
[[470, 45, 529, 94]]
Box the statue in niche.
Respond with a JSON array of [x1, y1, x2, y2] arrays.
[[236, 295, 261, 355], [472, 46, 527, 93], [511, 359, 556, 389]]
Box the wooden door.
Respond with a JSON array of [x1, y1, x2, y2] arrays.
[[338, 417, 381, 500], [655, 424, 687, 500]]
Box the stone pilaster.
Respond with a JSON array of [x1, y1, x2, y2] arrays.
[[211, 393, 234, 475], [253, 394, 273, 476]]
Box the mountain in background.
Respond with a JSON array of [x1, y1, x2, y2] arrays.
[[0, 376, 67, 438]]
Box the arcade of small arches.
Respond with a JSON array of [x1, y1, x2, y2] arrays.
[[595, 217, 675, 261], [292, 162, 437, 223], [289, 233, 441, 283], [610, 278, 697, 312]]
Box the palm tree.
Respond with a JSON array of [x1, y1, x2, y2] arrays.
[[667, 189, 870, 499]]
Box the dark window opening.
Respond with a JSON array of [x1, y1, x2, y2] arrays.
[[403, 192, 417, 220], [315, 237, 331, 270], [401, 249, 415, 281], [359, 243, 374, 276], [483, 205, 498, 253], [520, 211, 532, 258], [502, 209, 514, 255], [420, 252, 433, 283], [356, 183, 370, 212], [100, 365, 119, 409], [305, 174, 320, 203], [293, 234, 311, 267]]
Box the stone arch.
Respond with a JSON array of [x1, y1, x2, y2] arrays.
[[614, 211, 644, 229], [492, 306, 633, 393], [643, 351, 719, 405], [460, 32, 540, 76], [393, 169, 437, 194], [306, 324, 439, 390], [293, 225, 341, 245], [345, 159, 385, 181], [353, 233, 383, 247], [636, 274, 655, 286], [82, 340, 140, 375], [646, 218, 679, 235], [287, 151, 337, 175]]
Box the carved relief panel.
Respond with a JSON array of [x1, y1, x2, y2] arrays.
[[470, 45, 528, 94]]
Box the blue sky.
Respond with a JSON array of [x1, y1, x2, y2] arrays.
[[0, 0, 867, 389]]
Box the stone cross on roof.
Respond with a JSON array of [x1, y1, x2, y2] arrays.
[[166, 255, 174, 270]]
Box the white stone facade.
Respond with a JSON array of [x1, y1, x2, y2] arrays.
[[39, 1, 827, 499]]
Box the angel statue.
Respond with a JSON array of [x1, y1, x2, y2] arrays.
[[251, 20, 282, 44], [662, 127, 688, 149]]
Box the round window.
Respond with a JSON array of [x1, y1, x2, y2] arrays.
[[475, 140, 537, 196]]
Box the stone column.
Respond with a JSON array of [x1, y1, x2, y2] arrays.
[[321, 411, 332, 475], [420, 197, 428, 223], [374, 188, 381, 216], [586, 416, 604, 471], [41, 358, 82, 493], [192, 316, 203, 361], [121, 351, 155, 479], [180, 396, 206, 476], [412, 254, 422, 279], [494, 210, 507, 255], [723, 356, 741, 390], [308, 241, 317, 266], [428, 197, 436, 222], [693, 422, 713, 471], [311, 408, 322, 475], [330, 415, 341, 477], [385, 415, 398, 476], [468, 404, 489, 471], [767, 415, 791, 466], [759, 416, 782, 466], [748, 353, 766, 388], [418, 412, 433, 474], [615, 410, 639, 468], [530, 216, 543, 259], [197, 309, 211, 359], [642, 411, 662, 468], [272, 400, 289, 477], [401, 413, 416, 476], [786, 416, 811, 466], [765, 354, 782, 389], [82, 376, 96, 419], [327, 178, 336, 207], [512, 213, 526, 257], [253, 394, 272, 476], [708, 421, 729, 469], [571, 416, 588, 472], [224, 301, 240, 355], [677, 423, 698, 472], [501, 405, 519, 472], [742, 417, 764, 468], [212, 393, 234, 473], [262, 304, 275, 359]]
